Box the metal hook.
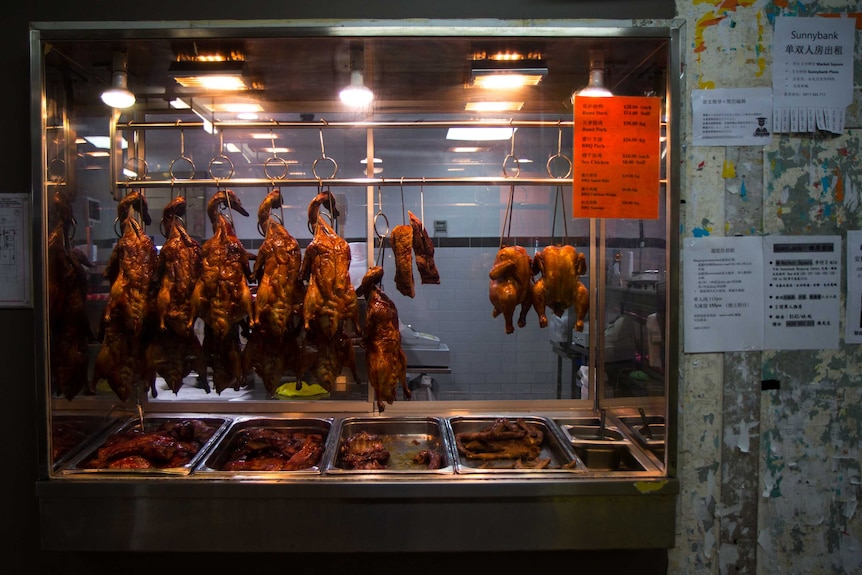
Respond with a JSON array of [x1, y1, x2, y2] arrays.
[[546, 123, 573, 179], [263, 129, 289, 181], [168, 123, 196, 181], [312, 123, 338, 179], [502, 123, 521, 178]]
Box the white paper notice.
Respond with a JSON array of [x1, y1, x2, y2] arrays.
[[772, 16, 855, 134], [683, 236, 764, 353], [763, 236, 840, 350], [845, 231, 862, 344], [691, 88, 773, 146], [0, 194, 31, 307]]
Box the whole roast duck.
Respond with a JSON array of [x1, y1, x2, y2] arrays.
[[47, 189, 93, 400], [149, 196, 207, 395], [242, 189, 304, 397], [189, 189, 252, 393], [300, 190, 360, 339], [488, 244, 536, 334], [92, 191, 158, 401], [356, 266, 409, 412], [299, 190, 361, 390], [532, 244, 589, 332]]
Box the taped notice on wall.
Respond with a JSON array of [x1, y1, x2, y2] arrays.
[[772, 16, 855, 134]]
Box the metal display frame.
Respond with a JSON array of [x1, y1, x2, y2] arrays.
[[32, 19, 683, 553]]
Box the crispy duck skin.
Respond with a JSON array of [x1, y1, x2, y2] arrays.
[[156, 196, 202, 336], [356, 267, 409, 412], [189, 190, 253, 339], [102, 192, 157, 337], [408, 211, 440, 284], [304, 325, 360, 391], [300, 190, 360, 340], [531, 244, 588, 331], [489, 245, 536, 334], [390, 224, 415, 297], [242, 326, 301, 397], [252, 189, 304, 337]]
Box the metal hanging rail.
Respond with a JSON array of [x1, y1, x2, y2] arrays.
[[117, 176, 578, 189], [114, 119, 575, 131]]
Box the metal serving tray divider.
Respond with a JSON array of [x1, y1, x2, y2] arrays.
[[195, 415, 336, 477], [60, 414, 232, 476], [445, 415, 587, 474], [325, 416, 455, 475]]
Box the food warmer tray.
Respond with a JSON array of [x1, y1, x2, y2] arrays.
[[195, 416, 335, 477], [553, 417, 658, 473], [446, 416, 586, 474], [51, 413, 127, 471], [325, 416, 455, 474], [60, 414, 231, 476], [617, 414, 666, 461]]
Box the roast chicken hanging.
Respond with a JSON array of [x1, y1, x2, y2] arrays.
[[532, 244, 589, 332], [489, 244, 537, 335]]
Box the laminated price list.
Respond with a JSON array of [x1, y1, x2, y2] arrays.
[[573, 95, 661, 219]]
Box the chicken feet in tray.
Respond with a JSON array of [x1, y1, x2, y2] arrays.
[[356, 266, 409, 412]]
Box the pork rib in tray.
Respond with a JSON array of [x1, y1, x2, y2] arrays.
[[327, 417, 454, 474], [61, 415, 230, 475], [196, 417, 334, 475]]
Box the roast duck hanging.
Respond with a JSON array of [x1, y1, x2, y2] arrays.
[[92, 191, 158, 401], [149, 195, 208, 395], [189, 189, 254, 394], [242, 189, 305, 397], [47, 189, 93, 400]]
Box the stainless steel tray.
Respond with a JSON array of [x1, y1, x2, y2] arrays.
[[447, 416, 585, 474], [51, 413, 126, 471], [618, 415, 666, 451], [553, 417, 646, 472], [61, 414, 231, 476], [326, 416, 454, 474], [196, 416, 334, 476]]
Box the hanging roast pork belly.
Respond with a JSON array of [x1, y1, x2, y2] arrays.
[[408, 210, 440, 285]]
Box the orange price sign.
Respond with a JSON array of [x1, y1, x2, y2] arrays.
[[572, 95, 661, 219]]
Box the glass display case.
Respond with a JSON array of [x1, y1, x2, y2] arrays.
[[34, 19, 681, 552]]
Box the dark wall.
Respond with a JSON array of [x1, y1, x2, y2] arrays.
[[4, 2, 675, 574]]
